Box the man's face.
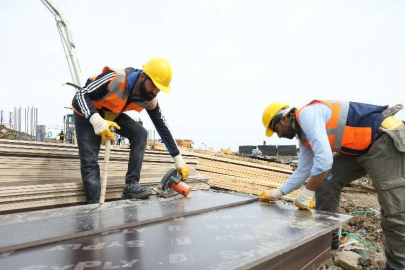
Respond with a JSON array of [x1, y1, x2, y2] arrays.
[[139, 76, 160, 101], [273, 117, 295, 139]]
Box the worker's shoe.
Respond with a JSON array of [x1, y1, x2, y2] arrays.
[[122, 183, 153, 200]]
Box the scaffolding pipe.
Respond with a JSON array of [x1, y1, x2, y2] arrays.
[[35, 108, 38, 137], [19, 107, 21, 132]]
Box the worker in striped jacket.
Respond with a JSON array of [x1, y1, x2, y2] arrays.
[[260, 100, 405, 270], [71, 58, 189, 204]]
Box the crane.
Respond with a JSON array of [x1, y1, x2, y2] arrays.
[[40, 0, 81, 86]]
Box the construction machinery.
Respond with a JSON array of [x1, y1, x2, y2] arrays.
[[63, 113, 75, 144], [175, 139, 193, 148], [41, 0, 81, 86]]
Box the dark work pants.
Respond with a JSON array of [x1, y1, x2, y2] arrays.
[[316, 133, 405, 270], [74, 112, 148, 204]]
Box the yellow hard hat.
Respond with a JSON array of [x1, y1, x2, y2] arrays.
[[142, 58, 172, 93], [262, 102, 290, 137]]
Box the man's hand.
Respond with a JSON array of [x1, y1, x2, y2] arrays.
[[89, 113, 121, 143], [173, 154, 190, 180], [259, 188, 283, 202], [294, 187, 315, 210]]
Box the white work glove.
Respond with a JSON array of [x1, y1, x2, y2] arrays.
[[259, 188, 283, 202], [294, 187, 315, 210], [89, 113, 120, 143], [173, 154, 190, 180]]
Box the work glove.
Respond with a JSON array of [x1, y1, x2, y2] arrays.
[[259, 188, 283, 202], [294, 187, 315, 210], [89, 113, 121, 143], [173, 154, 190, 180]]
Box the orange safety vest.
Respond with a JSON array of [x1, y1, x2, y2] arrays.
[[296, 100, 387, 155], [92, 67, 157, 114]]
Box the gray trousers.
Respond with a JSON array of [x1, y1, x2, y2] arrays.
[[74, 112, 148, 204], [315, 132, 405, 269]]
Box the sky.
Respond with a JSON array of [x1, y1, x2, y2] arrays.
[[1, 0, 404, 151]]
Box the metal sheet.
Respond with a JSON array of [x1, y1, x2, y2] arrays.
[[0, 201, 351, 270], [0, 191, 255, 253], [251, 233, 332, 270]]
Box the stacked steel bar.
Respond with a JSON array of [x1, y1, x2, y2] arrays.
[[0, 139, 208, 213]]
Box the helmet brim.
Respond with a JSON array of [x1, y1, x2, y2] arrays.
[[145, 74, 170, 93], [265, 128, 274, 137], [155, 81, 171, 93]]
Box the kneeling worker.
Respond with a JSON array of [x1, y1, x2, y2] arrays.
[[260, 100, 405, 270], [72, 58, 189, 204]]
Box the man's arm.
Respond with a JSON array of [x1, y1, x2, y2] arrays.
[[260, 142, 314, 201], [294, 104, 333, 209], [146, 103, 180, 157], [72, 70, 121, 142], [305, 171, 330, 191], [279, 143, 314, 194], [300, 104, 333, 189], [147, 103, 189, 179], [72, 71, 114, 119]]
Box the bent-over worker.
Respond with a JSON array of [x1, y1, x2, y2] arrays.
[[71, 58, 189, 204], [260, 100, 405, 270]]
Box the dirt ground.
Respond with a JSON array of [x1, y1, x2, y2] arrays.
[[0, 124, 34, 141], [336, 190, 387, 269]]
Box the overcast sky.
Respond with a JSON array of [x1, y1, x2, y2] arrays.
[[1, 1, 404, 150]]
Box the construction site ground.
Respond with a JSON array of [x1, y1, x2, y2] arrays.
[[336, 191, 386, 269]]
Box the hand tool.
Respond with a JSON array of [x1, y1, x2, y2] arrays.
[[100, 111, 119, 204], [157, 168, 191, 198]]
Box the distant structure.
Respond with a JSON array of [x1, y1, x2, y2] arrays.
[[277, 145, 298, 156], [63, 114, 75, 144], [36, 125, 46, 142], [239, 144, 298, 156], [258, 145, 277, 156], [238, 145, 256, 155]]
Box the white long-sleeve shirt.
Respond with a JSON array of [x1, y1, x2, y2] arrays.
[[279, 103, 334, 194]]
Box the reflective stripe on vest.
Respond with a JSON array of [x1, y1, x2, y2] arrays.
[[92, 67, 128, 113], [298, 100, 350, 152], [325, 100, 350, 150], [124, 98, 158, 112], [92, 66, 157, 114], [297, 100, 386, 155]]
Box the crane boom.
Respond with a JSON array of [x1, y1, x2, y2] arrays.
[[41, 0, 81, 85]]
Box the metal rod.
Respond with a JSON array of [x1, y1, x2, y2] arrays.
[[30, 107, 32, 135], [19, 107, 21, 132], [35, 108, 38, 137]]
